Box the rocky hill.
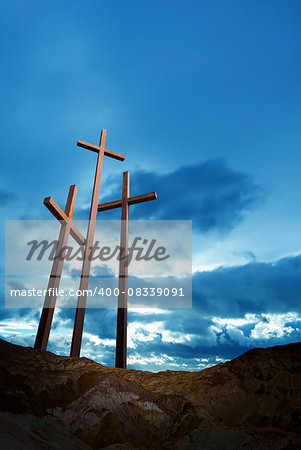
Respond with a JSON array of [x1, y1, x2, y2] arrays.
[[0, 338, 300, 449]]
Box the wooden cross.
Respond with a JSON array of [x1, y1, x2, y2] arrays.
[[34, 185, 85, 351], [70, 130, 125, 357], [98, 171, 157, 368]]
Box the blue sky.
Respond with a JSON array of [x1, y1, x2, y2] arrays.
[[1, 0, 301, 371]]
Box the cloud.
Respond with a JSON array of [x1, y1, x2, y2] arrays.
[[192, 254, 301, 317], [0, 305, 300, 371], [1, 253, 301, 371], [97, 159, 261, 234], [250, 313, 299, 340]]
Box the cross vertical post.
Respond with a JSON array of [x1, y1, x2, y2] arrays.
[[115, 171, 129, 368], [34, 185, 85, 351], [70, 130, 125, 357]]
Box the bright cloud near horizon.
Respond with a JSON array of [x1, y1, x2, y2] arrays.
[[0, 0, 301, 371]]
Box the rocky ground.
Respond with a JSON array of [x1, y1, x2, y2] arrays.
[[0, 338, 300, 449]]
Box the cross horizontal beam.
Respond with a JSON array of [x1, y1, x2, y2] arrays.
[[128, 192, 157, 206], [97, 192, 157, 212], [77, 140, 125, 161], [44, 197, 85, 245]]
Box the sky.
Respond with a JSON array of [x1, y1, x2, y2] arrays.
[[0, 0, 301, 371]]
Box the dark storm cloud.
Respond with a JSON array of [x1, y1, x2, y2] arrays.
[[192, 254, 301, 316], [98, 159, 261, 234]]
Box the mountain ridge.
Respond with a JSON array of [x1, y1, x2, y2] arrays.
[[0, 338, 300, 449]]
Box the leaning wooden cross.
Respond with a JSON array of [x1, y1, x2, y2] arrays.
[[34, 185, 85, 351], [70, 130, 125, 357], [98, 171, 157, 368]]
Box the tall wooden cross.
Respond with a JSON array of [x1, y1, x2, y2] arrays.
[[34, 185, 85, 351], [70, 130, 125, 357], [98, 171, 157, 368]]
